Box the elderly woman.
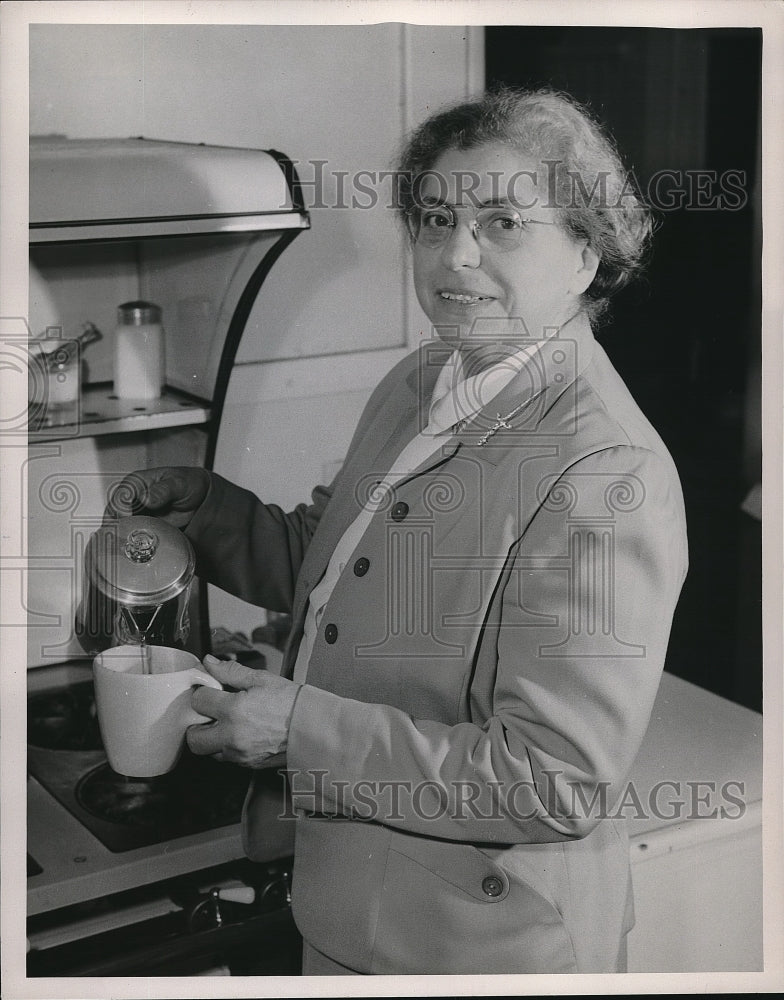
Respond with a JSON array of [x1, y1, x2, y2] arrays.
[[114, 88, 687, 975]]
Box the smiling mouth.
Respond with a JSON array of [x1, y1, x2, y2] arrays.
[[438, 291, 492, 304]]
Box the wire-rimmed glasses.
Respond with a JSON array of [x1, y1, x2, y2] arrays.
[[405, 203, 556, 252]]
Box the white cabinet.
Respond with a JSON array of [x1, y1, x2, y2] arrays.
[[627, 671, 763, 972], [25, 138, 308, 668]]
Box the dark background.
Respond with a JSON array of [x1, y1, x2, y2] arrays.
[[486, 27, 762, 711]]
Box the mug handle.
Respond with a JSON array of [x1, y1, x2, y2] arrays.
[[185, 668, 223, 724]]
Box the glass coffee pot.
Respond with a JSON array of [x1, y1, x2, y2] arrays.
[[76, 515, 196, 655]]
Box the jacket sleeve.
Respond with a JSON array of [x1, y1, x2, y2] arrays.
[[285, 444, 688, 844], [184, 472, 334, 613]]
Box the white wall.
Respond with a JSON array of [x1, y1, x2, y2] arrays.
[[28, 24, 484, 640]]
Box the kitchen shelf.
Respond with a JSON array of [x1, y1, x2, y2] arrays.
[[29, 384, 210, 442]]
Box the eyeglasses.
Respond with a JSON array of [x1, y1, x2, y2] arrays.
[[405, 203, 556, 252]]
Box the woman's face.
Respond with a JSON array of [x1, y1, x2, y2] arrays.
[[411, 143, 599, 369]]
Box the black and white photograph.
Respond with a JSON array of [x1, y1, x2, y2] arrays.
[[1, 1, 782, 996]]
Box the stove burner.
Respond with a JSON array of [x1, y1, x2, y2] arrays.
[[27, 682, 103, 751], [29, 673, 259, 853], [76, 756, 250, 845]]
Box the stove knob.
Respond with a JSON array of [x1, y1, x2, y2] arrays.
[[208, 887, 224, 927], [216, 886, 256, 905], [258, 868, 291, 906]]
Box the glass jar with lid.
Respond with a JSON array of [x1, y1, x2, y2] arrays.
[[114, 300, 165, 400]]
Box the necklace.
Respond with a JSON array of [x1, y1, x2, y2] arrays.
[[475, 397, 533, 446]]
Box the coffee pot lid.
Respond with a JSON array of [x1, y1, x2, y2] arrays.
[[86, 515, 195, 606]]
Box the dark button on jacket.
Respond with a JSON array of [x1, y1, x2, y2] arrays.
[[482, 876, 504, 898], [353, 557, 370, 577], [324, 623, 339, 644], [391, 501, 409, 522]]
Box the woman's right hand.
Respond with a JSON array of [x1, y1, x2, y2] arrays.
[[104, 466, 211, 530]]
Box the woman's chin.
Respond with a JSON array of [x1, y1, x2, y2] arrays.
[[431, 324, 465, 345]]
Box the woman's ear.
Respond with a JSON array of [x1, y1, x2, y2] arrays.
[[570, 244, 601, 296]]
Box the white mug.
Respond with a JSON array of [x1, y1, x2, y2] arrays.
[[93, 644, 222, 777]]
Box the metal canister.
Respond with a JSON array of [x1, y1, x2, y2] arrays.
[[76, 515, 196, 654]]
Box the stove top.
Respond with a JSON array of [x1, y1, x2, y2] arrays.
[[28, 678, 249, 853], [26, 662, 275, 917]]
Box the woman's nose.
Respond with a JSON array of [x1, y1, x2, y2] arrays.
[[440, 220, 481, 269]]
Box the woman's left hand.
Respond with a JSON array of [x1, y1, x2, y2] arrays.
[[187, 655, 300, 767]]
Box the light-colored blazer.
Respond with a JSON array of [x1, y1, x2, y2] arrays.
[[186, 313, 688, 974]]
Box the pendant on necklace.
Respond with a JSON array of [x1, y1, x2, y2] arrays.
[[476, 402, 527, 446]]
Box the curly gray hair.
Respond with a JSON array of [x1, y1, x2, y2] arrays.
[[397, 87, 653, 322]]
